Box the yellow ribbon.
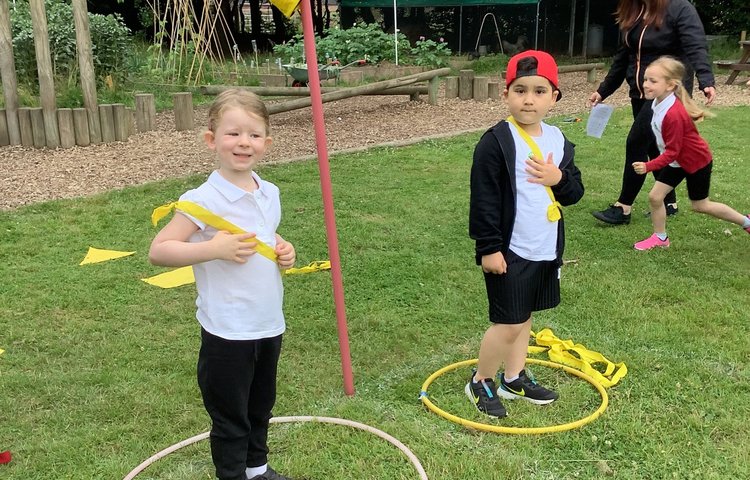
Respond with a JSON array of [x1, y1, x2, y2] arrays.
[[142, 261, 332, 288], [507, 116, 563, 222], [529, 328, 628, 388], [152, 201, 278, 263]]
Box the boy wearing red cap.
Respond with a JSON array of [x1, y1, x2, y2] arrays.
[[467, 50, 584, 417]]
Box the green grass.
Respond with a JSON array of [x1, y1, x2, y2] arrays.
[[1, 106, 749, 480]]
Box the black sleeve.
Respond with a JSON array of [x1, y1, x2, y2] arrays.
[[674, 0, 715, 91], [551, 138, 584, 206], [597, 42, 629, 100], [469, 131, 506, 257]]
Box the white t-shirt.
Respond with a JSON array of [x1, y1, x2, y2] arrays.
[[651, 93, 680, 168], [179, 170, 285, 340], [507, 121, 564, 261]]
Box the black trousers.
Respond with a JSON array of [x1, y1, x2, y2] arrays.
[[617, 99, 677, 207], [198, 328, 283, 480]]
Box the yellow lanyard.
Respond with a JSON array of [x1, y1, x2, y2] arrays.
[[151, 201, 278, 263], [507, 116, 562, 222]]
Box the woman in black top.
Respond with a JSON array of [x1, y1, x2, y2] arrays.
[[589, 0, 716, 225]]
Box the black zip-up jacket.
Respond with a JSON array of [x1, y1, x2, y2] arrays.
[[597, 0, 714, 101], [469, 121, 584, 267]]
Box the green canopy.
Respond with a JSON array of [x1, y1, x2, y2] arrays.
[[340, 0, 538, 5]]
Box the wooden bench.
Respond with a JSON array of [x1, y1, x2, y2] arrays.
[[714, 41, 750, 85]]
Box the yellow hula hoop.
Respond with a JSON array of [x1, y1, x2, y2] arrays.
[[419, 358, 608, 434]]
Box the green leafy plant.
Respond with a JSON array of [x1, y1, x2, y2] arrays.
[[409, 37, 452, 67], [9, 0, 132, 87]]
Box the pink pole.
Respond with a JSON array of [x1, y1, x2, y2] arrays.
[[299, 0, 355, 396]]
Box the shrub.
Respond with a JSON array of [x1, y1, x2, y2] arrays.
[[10, 0, 132, 87]]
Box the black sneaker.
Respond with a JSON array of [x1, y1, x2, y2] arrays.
[[645, 203, 679, 218], [592, 204, 631, 225], [248, 466, 294, 480], [465, 374, 507, 418], [498, 370, 558, 405]]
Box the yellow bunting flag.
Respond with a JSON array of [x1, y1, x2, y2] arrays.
[[142, 266, 195, 289], [143, 261, 332, 289], [152, 201, 278, 263], [0, 348, 4, 356], [79, 247, 136, 265], [270, 0, 300, 18]]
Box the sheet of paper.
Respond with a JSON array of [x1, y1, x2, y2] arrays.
[[586, 103, 614, 139]]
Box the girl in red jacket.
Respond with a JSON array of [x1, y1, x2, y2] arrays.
[[632, 56, 750, 250]]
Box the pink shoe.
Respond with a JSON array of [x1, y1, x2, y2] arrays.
[[634, 234, 670, 251]]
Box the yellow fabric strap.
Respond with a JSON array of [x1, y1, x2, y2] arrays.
[[506, 116, 563, 222], [142, 261, 332, 289], [529, 328, 628, 388], [269, 0, 300, 17], [151, 201, 278, 263]]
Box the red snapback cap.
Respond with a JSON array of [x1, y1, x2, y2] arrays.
[[505, 50, 561, 98]]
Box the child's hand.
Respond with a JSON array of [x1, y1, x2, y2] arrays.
[[481, 252, 507, 274], [633, 162, 647, 174], [526, 152, 562, 186], [210, 231, 257, 263], [275, 236, 296, 270]]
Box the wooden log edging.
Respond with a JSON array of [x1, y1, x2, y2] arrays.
[[500, 62, 604, 83], [201, 85, 430, 97]]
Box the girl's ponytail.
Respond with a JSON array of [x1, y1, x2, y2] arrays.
[[651, 56, 715, 122]]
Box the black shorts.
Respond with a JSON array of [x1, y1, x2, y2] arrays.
[[656, 162, 712, 201], [483, 249, 560, 324]]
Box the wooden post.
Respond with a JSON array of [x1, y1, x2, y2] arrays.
[[57, 108, 75, 148], [30, 107, 46, 148], [112, 103, 129, 141], [99, 104, 115, 143], [135, 93, 156, 132], [473, 76, 489, 102], [428, 76, 439, 105], [18, 107, 33, 146], [444, 76, 459, 99], [587, 67, 597, 83], [71, 0, 101, 143], [173, 92, 194, 131], [488, 81, 501, 100], [0, 0, 21, 145], [73, 108, 90, 146], [126, 107, 135, 136], [459, 69, 474, 100], [0, 108, 8, 146], [29, 0, 60, 147]]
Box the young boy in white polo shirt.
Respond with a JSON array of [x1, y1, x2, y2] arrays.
[[149, 90, 296, 480], [467, 51, 584, 418]]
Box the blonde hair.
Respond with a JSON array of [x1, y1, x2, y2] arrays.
[[207, 89, 271, 134], [648, 56, 714, 122]]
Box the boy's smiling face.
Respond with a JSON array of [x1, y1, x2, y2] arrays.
[[504, 75, 559, 131]]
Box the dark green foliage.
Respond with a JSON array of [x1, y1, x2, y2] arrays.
[[10, 0, 133, 88]]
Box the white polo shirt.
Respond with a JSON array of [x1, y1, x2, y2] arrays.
[[507, 121, 563, 261], [179, 170, 285, 340]]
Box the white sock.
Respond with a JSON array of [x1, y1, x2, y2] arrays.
[[503, 373, 519, 383], [246, 464, 268, 479], [656, 232, 668, 241], [742, 216, 750, 228]]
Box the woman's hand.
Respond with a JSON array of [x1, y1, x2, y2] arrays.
[[588, 91, 602, 107], [703, 86, 716, 106], [633, 162, 647, 175]]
